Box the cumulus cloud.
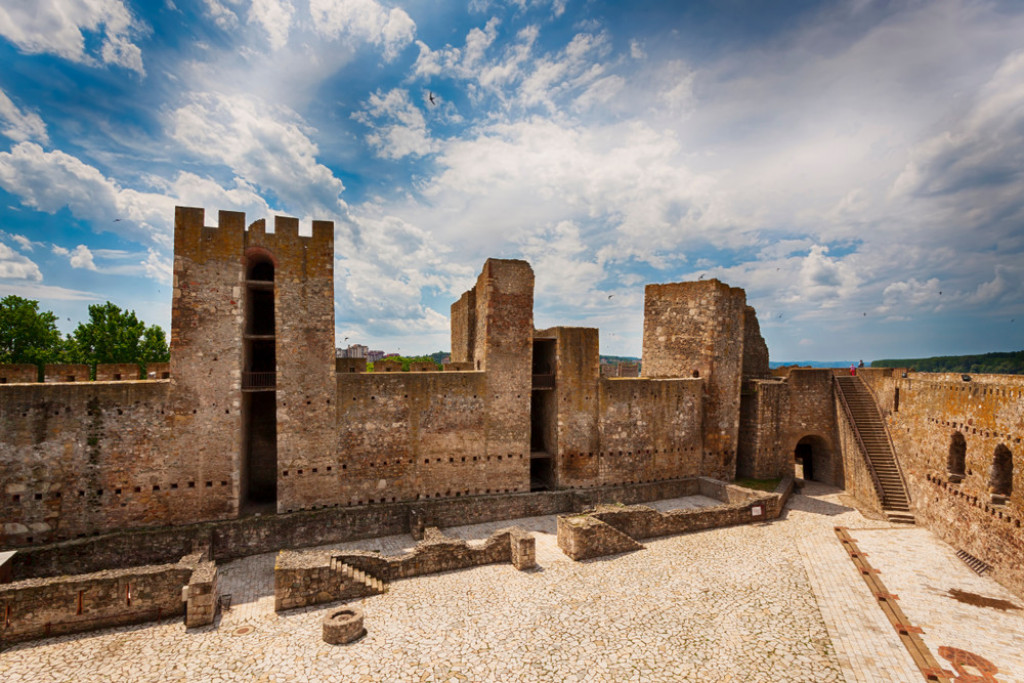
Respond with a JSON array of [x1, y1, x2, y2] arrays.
[[0, 89, 49, 144], [0, 0, 146, 74], [353, 88, 436, 159], [336, 206, 473, 341], [170, 93, 347, 217], [68, 244, 98, 270], [309, 0, 416, 61], [0, 241, 43, 280], [248, 0, 294, 50], [0, 142, 277, 247]]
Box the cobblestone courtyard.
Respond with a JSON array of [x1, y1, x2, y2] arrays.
[[2, 482, 1022, 682]]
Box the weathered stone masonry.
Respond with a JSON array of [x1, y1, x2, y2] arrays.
[[5, 203, 1021, 614]]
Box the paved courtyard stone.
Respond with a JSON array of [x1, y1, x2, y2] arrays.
[[1, 483, 1021, 682]]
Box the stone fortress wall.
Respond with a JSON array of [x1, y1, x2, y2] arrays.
[[1, 204, 1022, 607], [857, 368, 1024, 595]]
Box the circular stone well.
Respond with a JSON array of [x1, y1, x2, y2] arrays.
[[322, 606, 366, 645]]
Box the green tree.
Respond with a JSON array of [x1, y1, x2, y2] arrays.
[[66, 302, 170, 367], [0, 295, 66, 368]]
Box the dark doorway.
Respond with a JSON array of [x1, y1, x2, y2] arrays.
[[246, 392, 278, 503], [530, 337, 557, 491], [794, 435, 830, 483], [242, 255, 278, 510], [795, 441, 814, 480], [530, 456, 552, 492]]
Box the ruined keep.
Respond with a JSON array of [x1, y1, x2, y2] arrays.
[[1, 205, 1022, 608]]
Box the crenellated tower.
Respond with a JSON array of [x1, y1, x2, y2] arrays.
[[171, 207, 336, 515]]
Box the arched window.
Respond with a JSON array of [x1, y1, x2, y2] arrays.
[[947, 431, 966, 481], [989, 444, 1013, 500], [249, 260, 274, 282]]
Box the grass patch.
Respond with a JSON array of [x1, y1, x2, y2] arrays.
[[733, 477, 781, 492]]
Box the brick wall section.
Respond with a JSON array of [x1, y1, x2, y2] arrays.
[[475, 260, 533, 488], [557, 477, 791, 561], [275, 526, 535, 611], [144, 362, 170, 380], [244, 215, 337, 512], [598, 378, 704, 484], [171, 207, 246, 520], [44, 365, 89, 383], [0, 381, 226, 546], [336, 358, 366, 374], [741, 306, 770, 379], [184, 557, 218, 628], [782, 369, 841, 485], [274, 551, 382, 611], [335, 371, 511, 507], [0, 552, 200, 643], [557, 515, 644, 560], [642, 279, 747, 479], [872, 372, 1024, 597], [449, 289, 476, 365], [540, 327, 599, 488], [0, 365, 38, 383], [95, 364, 140, 381], [737, 379, 788, 479], [9, 478, 706, 580]]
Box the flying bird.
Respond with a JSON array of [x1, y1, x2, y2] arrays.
[[428, 92, 436, 105], [607, 294, 614, 299], [114, 219, 122, 222], [698, 274, 704, 280]]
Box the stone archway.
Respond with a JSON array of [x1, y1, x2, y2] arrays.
[[794, 434, 833, 484]]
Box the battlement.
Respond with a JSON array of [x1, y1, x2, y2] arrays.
[[173, 206, 333, 266]]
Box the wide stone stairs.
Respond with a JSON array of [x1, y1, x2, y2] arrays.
[[835, 376, 915, 524]]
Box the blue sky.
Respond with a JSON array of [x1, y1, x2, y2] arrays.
[[1, 0, 1023, 361]]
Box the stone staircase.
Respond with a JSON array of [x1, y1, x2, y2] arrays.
[[835, 376, 915, 524], [332, 559, 388, 595]]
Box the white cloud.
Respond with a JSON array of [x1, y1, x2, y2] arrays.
[[353, 88, 436, 159], [336, 206, 472, 339], [10, 234, 36, 252], [68, 244, 98, 270], [0, 88, 49, 144], [879, 277, 941, 313], [248, 0, 294, 50], [0, 142, 277, 248], [51, 245, 69, 256], [201, 0, 239, 29], [0, 241, 42, 280], [309, 0, 415, 61], [170, 93, 347, 217], [143, 248, 172, 284], [0, 281, 98, 301], [0, 0, 146, 74]]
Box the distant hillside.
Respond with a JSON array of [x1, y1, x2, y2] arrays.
[[600, 355, 640, 365], [871, 350, 1024, 375], [770, 360, 856, 369]]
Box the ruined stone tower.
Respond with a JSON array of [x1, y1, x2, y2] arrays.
[[641, 279, 748, 480], [171, 207, 336, 514]]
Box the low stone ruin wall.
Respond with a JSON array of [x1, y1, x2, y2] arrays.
[[10, 478, 701, 581], [275, 527, 536, 612], [557, 477, 793, 561], [0, 552, 210, 644]]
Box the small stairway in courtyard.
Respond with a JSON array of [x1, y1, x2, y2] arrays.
[[331, 558, 389, 595], [835, 376, 915, 525]]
